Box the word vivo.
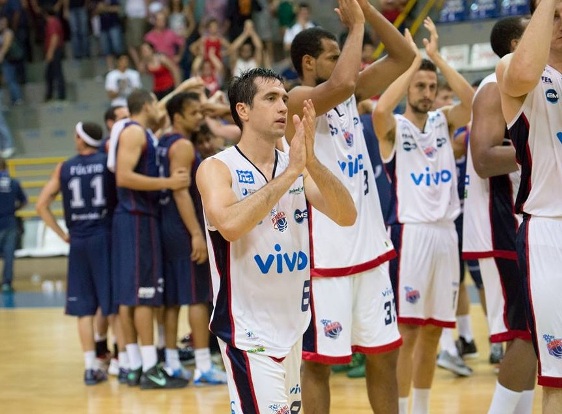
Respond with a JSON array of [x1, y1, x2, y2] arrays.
[[254, 244, 308, 274], [338, 153, 364, 178], [410, 167, 452, 186]]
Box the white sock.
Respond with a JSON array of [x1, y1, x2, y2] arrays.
[[439, 328, 460, 356], [457, 315, 473, 342], [118, 351, 129, 369], [488, 381, 522, 414], [157, 324, 165, 349], [195, 348, 212, 372], [94, 333, 107, 342], [399, 397, 409, 414], [166, 348, 181, 370], [513, 389, 535, 414], [412, 388, 430, 414], [84, 351, 96, 370], [126, 343, 142, 371], [140, 345, 158, 372]]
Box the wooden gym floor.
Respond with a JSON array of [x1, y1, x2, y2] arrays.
[[0, 257, 542, 413]]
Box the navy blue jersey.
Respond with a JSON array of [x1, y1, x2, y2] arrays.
[[360, 114, 391, 224], [157, 133, 204, 230], [60, 152, 116, 237], [115, 121, 160, 216], [0, 171, 26, 230]]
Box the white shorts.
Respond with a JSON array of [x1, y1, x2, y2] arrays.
[[390, 222, 459, 327], [219, 338, 302, 413], [479, 257, 530, 343], [302, 265, 402, 364], [519, 216, 562, 388]]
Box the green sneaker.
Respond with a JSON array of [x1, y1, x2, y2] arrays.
[[331, 363, 352, 373], [346, 353, 366, 378], [332, 353, 365, 374]]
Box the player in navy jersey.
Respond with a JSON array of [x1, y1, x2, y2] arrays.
[[157, 91, 227, 384], [112, 88, 190, 389], [36, 122, 116, 385], [373, 18, 474, 414]]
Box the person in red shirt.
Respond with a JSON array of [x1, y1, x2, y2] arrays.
[[140, 41, 181, 99], [43, 6, 66, 101]]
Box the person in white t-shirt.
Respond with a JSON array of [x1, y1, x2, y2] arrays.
[[105, 54, 142, 107]]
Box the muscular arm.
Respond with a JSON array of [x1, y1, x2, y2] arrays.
[[36, 163, 69, 242], [196, 157, 302, 242], [355, 0, 415, 101], [169, 139, 208, 263], [470, 82, 517, 178], [116, 125, 187, 190], [285, 0, 366, 142]]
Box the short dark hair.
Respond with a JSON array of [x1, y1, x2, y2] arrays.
[[104, 105, 126, 123], [419, 58, 437, 73], [127, 88, 155, 115], [490, 16, 527, 58], [228, 68, 284, 130], [437, 79, 451, 91], [166, 92, 200, 121], [290, 27, 337, 77], [81, 122, 104, 148], [529, 0, 537, 14]]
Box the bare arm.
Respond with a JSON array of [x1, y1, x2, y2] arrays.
[[46, 32, 59, 62], [36, 163, 69, 243], [161, 54, 181, 87], [286, 0, 365, 142], [0, 29, 13, 62], [471, 82, 517, 178], [169, 139, 208, 264], [423, 17, 473, 131], [116, 125, 189, 190], [372, 29, 420, 160], [355, 0, 415, 101]]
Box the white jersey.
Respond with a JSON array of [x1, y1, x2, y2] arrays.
[[463, 73, 521, 259], [204, 146, 311, 358], [385, 111, 460, 224], [311, 95, 395, 276], [508, 65, 562, 218]]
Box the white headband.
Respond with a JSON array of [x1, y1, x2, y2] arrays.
[[76, 122, 101, 147]]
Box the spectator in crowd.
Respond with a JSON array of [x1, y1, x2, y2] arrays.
[[189, 18, 230, 67], [0, 15, 23, 105], [43, 6, 65, 102], [203, 0, 229, 28], [273, 0, 295, 38], [229, 20, 263, 77], [62, 0, 90, 59], [105, 54, 142, 107], [0, 0, 31, 82], [0, 157, 26, 293], [94, 0, 123, 71], [283, 2, 314, 52], [225, 0, 261, 41], [140, 41, 181, 100], [144, 10, 185, 65], [0, 103, 15, 158], [124, 0, 148, 71], [252, 0, 276, 65], [191, 51, 223, 97], [168, 0, 196, 78]]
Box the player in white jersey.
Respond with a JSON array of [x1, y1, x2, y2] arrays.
[[497, 0, 562, 411], [196, 68, 356, 414], [286, 0, 415, 412], [464, 16, 537, 414], [372, 19, 474, 414]]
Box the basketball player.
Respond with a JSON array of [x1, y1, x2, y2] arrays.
[[36, 122, 115, 385], [372, 18, 474, 414], [157, 91, 227, 384], [496, 0, 562, 411], [196, 68, 357, 413], [464, 16, 537, 414], [112, 89, 190, 389], [286, 0, 415, 411]]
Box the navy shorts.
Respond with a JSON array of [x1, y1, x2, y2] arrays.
[[112, 213, 163, 307], [66, 230, 115, 317], [161, 219, 211, 306]]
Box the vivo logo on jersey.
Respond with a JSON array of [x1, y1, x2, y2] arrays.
[[254, 244, 308, 274], [546, 89, 559, 104], [338, 154, 364, 178], [236, 170, 255, 184], [410, 167, 453, 186]]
